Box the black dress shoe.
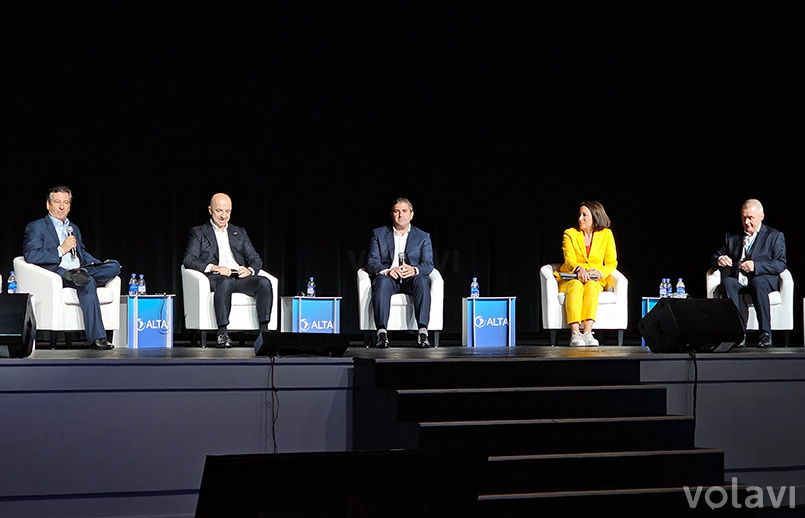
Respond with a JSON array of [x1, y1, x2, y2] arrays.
[[375, 332, 389, 349], [417, 333, 432, 349], [90, 338, 114, 350], [65, 268, 91, 286], [216, 333, 232, 348], [758, 332, 773, 348]]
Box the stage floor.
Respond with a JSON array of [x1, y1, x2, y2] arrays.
[[16, 342, 805, 361]]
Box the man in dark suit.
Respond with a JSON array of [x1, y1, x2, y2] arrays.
[[711, 199, 787, 347], [23, 186, 120, 350], [183, 193, 273, 347], [365, 197, 434, 348]]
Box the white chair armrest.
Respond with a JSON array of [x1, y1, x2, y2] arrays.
[[779, 269, 794, 304], [539, 263, 563, 330], [427, 268, 444, 330], [706, 268, 722, 299], [181, 266, 211, 329], [609, 269, 628, 305], [357, 268, 373, 330], [14, 256, 65, 329], [256, 269, 279, 330]]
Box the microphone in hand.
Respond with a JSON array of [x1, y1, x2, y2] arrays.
[[67, 226, 77, 258]]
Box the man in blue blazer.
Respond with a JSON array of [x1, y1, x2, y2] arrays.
[[365, 197, 434, 348], [711, 199, 787, 347], [183, 193, 273, 347], [23, 186, 121, 350]]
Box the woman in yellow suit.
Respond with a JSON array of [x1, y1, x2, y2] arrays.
[[555, 201, 618, 346]]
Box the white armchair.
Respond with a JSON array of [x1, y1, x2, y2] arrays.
[[181, 265, 278, 347], [706, 268, 793, 345], [357, 267, 444, 347], [13, 256, 121, 347], [540, 263, 628, 345]]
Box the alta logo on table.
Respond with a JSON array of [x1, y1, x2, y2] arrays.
[[137, 318, 170, 332], [299, 318, 334, 332], [474, 315, 509, 328]]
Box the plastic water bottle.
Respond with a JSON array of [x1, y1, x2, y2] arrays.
[[676, 278, 685, 298], [7, 271, 17, 294], [306, 277, 316, 297], [470, 277, 480, 298], [138, 274, 146, 295], [129, 274, 138, 295], [659, 278, 667, 298]]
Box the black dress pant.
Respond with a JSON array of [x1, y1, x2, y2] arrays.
[[719, 274, 779, 335], [207, 273, 273, 328], [371, 274, 431, 330]]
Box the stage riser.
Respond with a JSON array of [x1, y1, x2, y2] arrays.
[[354, 358, 642, 390], [417, 418, 696, 456], [396, 386, 668, 421], [482, 450, 725, 495]]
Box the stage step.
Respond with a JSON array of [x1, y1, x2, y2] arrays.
[[396, 384, 668, 421], [477, 485, 762, 517], [417, 416, 696, 455], [482, 449, 725, 494], [353, 357, 642, 389], [351, 356, 736, 515]]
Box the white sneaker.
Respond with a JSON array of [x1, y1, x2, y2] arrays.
[[570, 332, 586, 346], [583, 332, 599, 346]]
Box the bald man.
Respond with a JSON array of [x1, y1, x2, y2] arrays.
[[711, 199, 787, 347], [183, 193, 273, 347]]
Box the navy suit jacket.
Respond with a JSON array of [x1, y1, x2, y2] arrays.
[[711, 224, 787, 283], [366, 225, 434, 277], [23, 216, 102, 272], [183, 223, 263, 274]]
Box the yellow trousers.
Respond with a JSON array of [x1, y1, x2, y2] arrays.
[[559, 279, 604, 324]]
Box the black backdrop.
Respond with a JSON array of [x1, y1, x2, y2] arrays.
[[3, 2, 803, 342]]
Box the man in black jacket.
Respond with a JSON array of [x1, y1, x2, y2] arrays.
[[711, 199, 786, 347], [183, 193, 273, 347]]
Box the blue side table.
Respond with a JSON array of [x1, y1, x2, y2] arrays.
[[280, 296, 341, 334], [462, 296, 516, 346], [120, 295, 174, 348]]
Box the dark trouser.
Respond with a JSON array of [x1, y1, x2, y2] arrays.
[[208, 274, 273, 329], [719, 275, 779, 335], [60, 260, 121, 342], [371, 274, 431, 330]]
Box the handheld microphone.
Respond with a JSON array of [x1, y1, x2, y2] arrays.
[[66, 226, 77, 258], [397, 252, 406, 283]]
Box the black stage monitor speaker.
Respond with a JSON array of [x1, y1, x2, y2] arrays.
[[0, 294, 36, 358], [195, 450, 486, 518], [253, 332, 349, 357], [639, 298, 744, 353]]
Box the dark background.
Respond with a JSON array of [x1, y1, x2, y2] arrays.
[[2, 2, 803, 343]]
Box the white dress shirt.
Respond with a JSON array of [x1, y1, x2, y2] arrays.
[[206, 220, 241, 272]]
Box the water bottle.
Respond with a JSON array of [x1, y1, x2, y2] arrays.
[[659, 278, 667, 298], [676, 278, 685, 298], [129, 274, 138, 296], [470, 277, 480, 298], [7, 271, 17, 294], [138, 274, 146, 295], [306, 277, 316, 297]]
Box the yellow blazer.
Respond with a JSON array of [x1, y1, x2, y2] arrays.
[[555, 227, 618, 287]]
